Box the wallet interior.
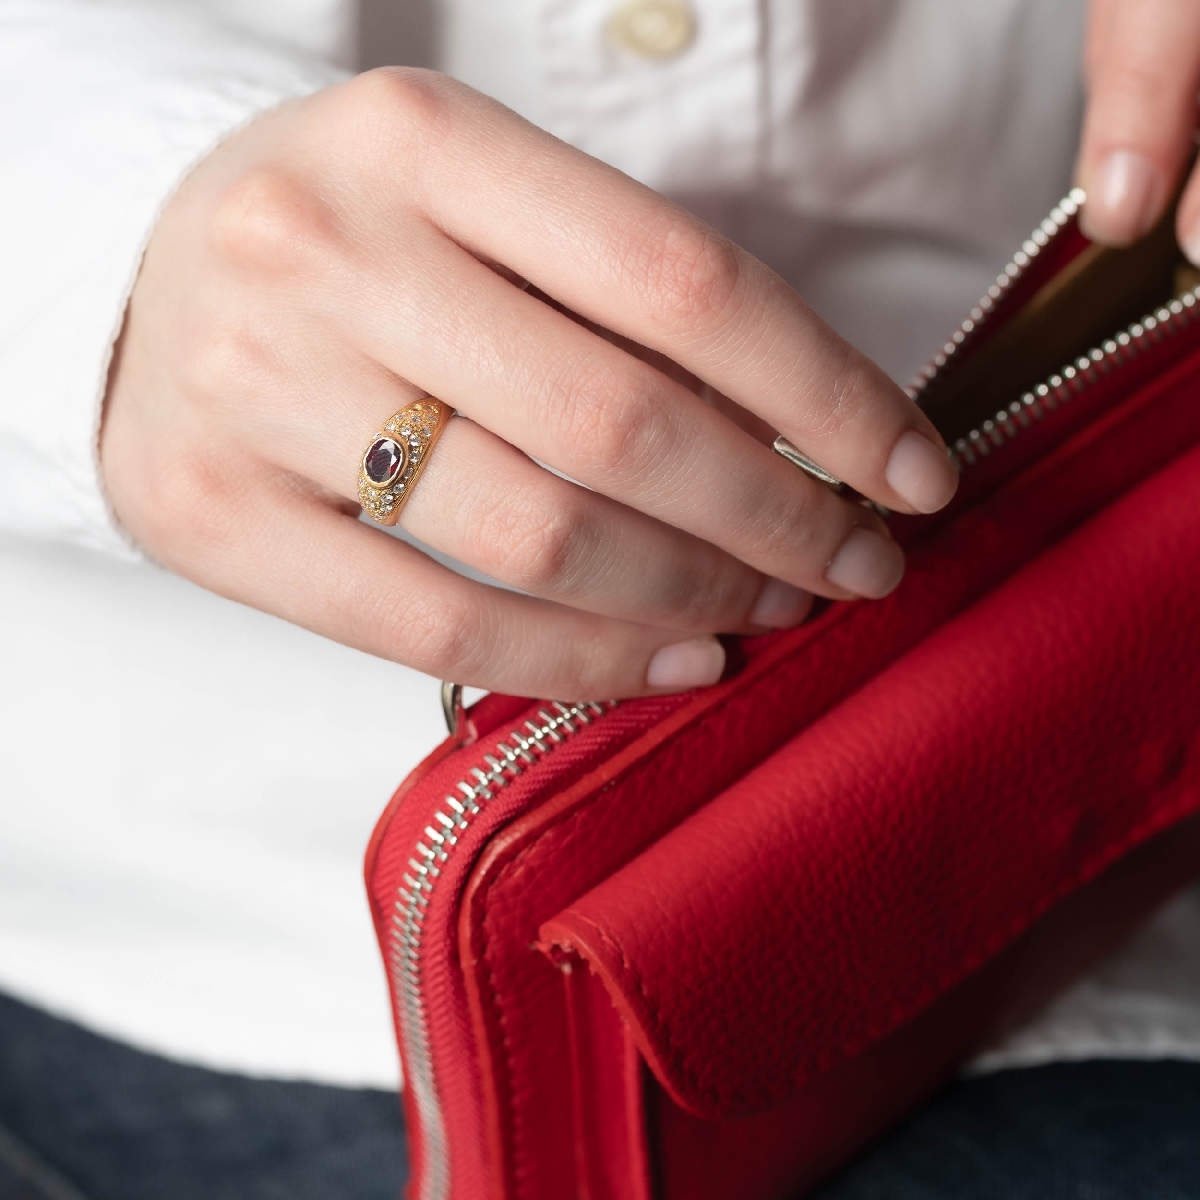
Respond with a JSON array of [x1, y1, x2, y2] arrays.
[[919, 198, 1196, 446]]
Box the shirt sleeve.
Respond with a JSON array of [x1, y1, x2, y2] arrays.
[[0, 1, 349, 560]]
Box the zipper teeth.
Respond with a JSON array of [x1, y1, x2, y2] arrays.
[[389, 698, 613, 1200], [909, 186, 1086, 398], [948, 284, 1200, 468]]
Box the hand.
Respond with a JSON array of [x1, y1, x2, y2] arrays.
[[100, 69, 958, 700], [1077, 0, 1200, 251]]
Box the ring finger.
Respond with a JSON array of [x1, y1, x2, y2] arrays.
[[260, 359, 816, 635], [335, 232, 907, 603]]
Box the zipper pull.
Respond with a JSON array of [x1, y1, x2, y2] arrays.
[[440, 680, 476, 745]]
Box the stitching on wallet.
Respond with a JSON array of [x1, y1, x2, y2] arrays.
[[574, 788, 1200, 1112], [472, 886, 525, 1191], [472, 425, 1200, 1152], [478, 691, 1197, 1156]]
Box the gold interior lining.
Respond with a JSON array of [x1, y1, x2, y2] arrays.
[[920, 203, 1188, 444]]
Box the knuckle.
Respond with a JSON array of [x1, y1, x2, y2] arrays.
[[135, 449, 244, 565], [209, 167, 335, 276], [550, 630, 612, 698], [181, 321, 269, 408], [482, 497, 589, 595], [386, 591, 485, 677], [677, 560, 757, 630], [343, 66, 455, 140], [624, 215, 743, 336], [571, 627, 650, 697], [803, 341, 876, 443], [571, 652, 618, 699], [557, 365, 667, 479], [650, 564, 722, 629], [746, 477, 824, 566]]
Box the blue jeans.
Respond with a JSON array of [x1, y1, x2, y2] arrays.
[[1, 991, 1197, 1199]]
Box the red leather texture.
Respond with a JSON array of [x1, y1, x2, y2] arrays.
[[541, 437, 1200, 1120], [647, 811, 1200, 1200], [364, 230, 1200, 1199]]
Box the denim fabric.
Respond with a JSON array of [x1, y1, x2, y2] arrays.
[[1, 991, 1197, 1200], [0, 993, 407, 1200], [813, 1059, 1200, 1199]]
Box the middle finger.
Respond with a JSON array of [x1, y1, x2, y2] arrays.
[[338, 233, 908, 602], [255, 354, 816, 633]]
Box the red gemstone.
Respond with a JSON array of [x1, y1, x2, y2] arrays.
[[364, 437, 405, 485]]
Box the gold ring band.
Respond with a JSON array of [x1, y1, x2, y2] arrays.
[[358, 397, 454, 525]]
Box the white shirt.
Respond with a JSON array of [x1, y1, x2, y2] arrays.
[[2, 0, 1198, 1088]]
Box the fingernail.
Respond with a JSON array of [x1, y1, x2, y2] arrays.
[[826, 527, 906, 599], [646, 637, 726, 691], [1182, 221, 1200, 268], [885, 430, 959, 514], [1081, 150, 1162, 246], [749, 578, 813, 629]]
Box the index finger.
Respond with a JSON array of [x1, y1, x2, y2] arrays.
[[382, 74, 959, 517]]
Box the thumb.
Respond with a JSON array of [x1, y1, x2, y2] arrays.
[[1077, 0, 1200, 246]]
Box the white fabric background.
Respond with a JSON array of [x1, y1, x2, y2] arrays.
[[1, 0, 1197, 1088]]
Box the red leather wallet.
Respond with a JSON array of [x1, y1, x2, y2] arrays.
[[365, 187, 1200, 1200]]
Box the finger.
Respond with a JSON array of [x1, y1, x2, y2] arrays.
[[258, 360, 814, 635], [335, 233, 908, 602], [473, 172, 956, 515], [1082, 0, 1118, 82], [189, 482, 728, 699], [1176, 151, 1200, 266], [529, 285, 779, 440], [1077, 0, 1200, 245], [381, 81, 958, 516]]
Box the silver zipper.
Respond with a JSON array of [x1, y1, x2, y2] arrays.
[[390, 699, 613, 1200], [909, 183, 1200, 471], [941, 285, 1200, 468], [392, 186, 1200, 1200], [908, 186, 1086, 397]]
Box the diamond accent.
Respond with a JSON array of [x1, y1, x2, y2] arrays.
[[359, 398, 450, 525]]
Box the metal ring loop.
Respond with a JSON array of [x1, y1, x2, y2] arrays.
[[440, 680, 473, 744], [771, 434, 846, 492], [440, 680, 464, 739]]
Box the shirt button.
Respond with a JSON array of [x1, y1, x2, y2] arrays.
[[606, 0, 697, 61]]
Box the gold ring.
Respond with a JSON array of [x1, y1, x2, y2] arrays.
[[358, 397, 453, 525]]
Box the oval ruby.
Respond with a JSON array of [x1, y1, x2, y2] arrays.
[[364, 437, 405, 485]]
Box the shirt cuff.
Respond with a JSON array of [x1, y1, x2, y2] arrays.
[[0, 3, 348, 561]]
